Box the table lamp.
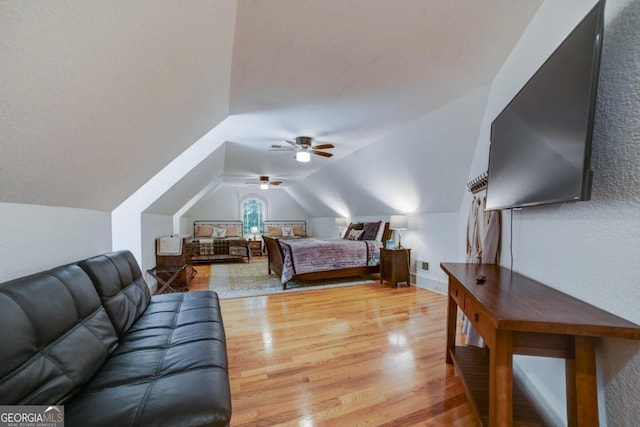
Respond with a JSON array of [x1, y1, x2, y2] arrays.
[[389, 215, 408, 249], [250, 226, 259, 240]]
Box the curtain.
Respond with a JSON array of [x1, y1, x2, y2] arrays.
[[462, 196, 502, 347], [481, 197, 501, 264], [466, 197, 482, 263]]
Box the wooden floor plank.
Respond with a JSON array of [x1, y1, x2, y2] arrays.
[[200, 273, 480, 427]]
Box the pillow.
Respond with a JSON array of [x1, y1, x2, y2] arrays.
[[343, 222, 363, 239], [292, 224, 305, 237], [281, 226, 295, 237], [361, 221, 381, 240], [346, 229, 364, 240], [225, 226, 239, 237], [268, 226, 283, 237], [213, 227, 227, 238], [375, 222, 387, 242], [195, 225, 213, 238]]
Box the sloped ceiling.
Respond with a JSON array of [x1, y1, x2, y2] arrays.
[[144, 144, 227, 215], [0, 0, 543, 216], [287, 85, 492, 217], [231, 0, 532, 127], [0, 1, 236, 211]]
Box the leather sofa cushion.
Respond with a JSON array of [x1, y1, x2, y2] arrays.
[[78, 251, 151, 337], [0, 264, 118, 404], [66, 291, 231, 427]]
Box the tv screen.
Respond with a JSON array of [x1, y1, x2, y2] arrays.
[[485, 1, 604, 211]]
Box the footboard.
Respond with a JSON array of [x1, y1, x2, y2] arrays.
[[262, 236, 284, 278]]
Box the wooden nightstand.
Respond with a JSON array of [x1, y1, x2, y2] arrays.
[[380, 248, 411, 287], [248, 240, 263, 257]]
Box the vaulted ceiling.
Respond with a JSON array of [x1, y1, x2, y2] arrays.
[[0, 0, 542, 216]]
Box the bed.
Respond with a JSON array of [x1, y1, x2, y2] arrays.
[[263, 220, 392, 289], [188, 220, 251, 263]]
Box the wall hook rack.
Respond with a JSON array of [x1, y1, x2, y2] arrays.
[[467, 171, 488, 194]]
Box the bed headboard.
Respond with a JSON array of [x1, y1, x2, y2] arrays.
[[343, 220, 392, 243], [193, 220, 244, 238], [263, 220, 307, 237]]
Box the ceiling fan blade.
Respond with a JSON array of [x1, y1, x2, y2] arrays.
[[285, 140, 298, 147], [312, 143, 334, 150], [269, 147, 295, 151], [270, 181, 283, 185], [312, 150, 333, 158]]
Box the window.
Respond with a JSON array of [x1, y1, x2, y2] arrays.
[[240, 196, 266, 236]]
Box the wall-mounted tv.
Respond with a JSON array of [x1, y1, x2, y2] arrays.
[[485, 1, 605, 211]]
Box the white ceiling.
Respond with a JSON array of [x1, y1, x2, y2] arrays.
[[223, 0, 542, 186], [0, 0, 543, 214]]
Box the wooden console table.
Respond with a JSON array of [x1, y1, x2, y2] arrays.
[[441, 263, 640, 427]]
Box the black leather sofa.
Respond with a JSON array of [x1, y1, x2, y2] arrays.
[[0, 250, 231, 427]]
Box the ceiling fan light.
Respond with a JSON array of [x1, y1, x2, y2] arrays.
[[260, 183, 269, 190], [296, 151, 311, 162]]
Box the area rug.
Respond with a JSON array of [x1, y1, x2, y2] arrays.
[[209, 259, 379, 299]]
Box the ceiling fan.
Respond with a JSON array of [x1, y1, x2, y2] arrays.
[[269, 136, 334, 162], [244, 175, 283, 190]]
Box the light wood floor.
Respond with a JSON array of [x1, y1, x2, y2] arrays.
[[190, 265, 478, 426]]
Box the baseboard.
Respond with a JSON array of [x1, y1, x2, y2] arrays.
[[414, 275, 448, 294]]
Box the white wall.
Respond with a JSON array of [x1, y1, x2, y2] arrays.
[[0, 203, 111, 282], [464, 0, 640, 425], [178, 216, 190, 236], [185, 186, 309, 234], [405, 212, 461, 293], [308, 217, 341, 238], [351, 213, 461, 292], [140, 213, 174, 292]]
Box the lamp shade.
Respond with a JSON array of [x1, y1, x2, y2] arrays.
[[390, 214, 408, 230], [296, 151, 311, 162], [250, 226, 259, 234], [334, 217, 347, 227]]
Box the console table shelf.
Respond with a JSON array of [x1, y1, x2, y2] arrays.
[[441, 262, 640, 427], [449, 346, 546, 426]]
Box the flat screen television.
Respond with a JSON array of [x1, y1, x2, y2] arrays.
[[485, 1, 605, 211]]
